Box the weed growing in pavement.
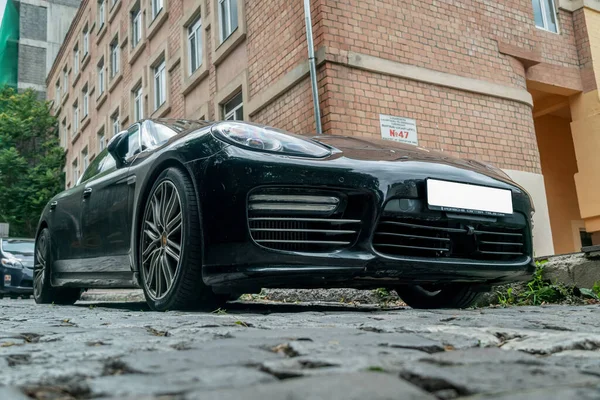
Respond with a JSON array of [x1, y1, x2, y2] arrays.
[[373, 288, 390, 299], [497, 261, 600, 306]]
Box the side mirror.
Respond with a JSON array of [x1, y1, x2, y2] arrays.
[[107, 130, 128, 169]]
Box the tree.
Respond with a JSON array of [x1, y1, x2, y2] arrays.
[[0, 86, 65, 237]]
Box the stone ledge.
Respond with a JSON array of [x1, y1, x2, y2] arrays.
[[541, 252, 600, 289]]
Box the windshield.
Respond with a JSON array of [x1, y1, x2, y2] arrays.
[[2, 239, 34, 255]]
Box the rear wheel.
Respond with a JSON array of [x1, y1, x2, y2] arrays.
[[33, 228, 81, 305], [395, 284, 481, 309], [139, 167, 227, 311]]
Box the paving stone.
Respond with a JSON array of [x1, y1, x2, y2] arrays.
[[191, 372, 435, 400], [0, 387, 29, 400]]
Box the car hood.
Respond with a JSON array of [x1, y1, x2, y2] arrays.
[[313, 135, 509, 181]]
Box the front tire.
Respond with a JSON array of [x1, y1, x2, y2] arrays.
[[139, 167, 227, 311], [33, 228, 81, 305], [395, 284, 481, 309]]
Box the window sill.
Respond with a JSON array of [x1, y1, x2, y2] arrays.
[[108, 0, 122, 23], [81, 53, 91, 70], [71, 130, 81, 145], [121, 114, 129, 126], [54, 103, 62, 115], [150, 101, 171, 118], [129, 40, 146, 65], [108, 72, 123, 93], [146, 10, 168, 41], [213, 27, 246, 65], [80, 116, 91, 131], [61, 92, 70, 106], [90, 152, 97, 162], [72, 71, 81, 87], [535, 25, 560, 35], [182, 65, 209, 96], [96, 91, 108, 109], [96, 24, 108, 45]]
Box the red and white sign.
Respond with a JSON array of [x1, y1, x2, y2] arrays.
[[379, 114, 418, 146]]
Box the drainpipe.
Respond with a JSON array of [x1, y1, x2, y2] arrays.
[[303, 0, 322, 135]]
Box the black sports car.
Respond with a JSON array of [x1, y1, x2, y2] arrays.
[[34, 119, 535, 310]]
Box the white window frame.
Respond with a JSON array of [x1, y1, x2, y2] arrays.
[[134, 86, 144, 121], [55, 81, 60, 104], [98, 59, 105, 95], [73, 103, 79, 133], [82, 86, 89, 117], [98, 129, 106, 151], [152, 0, 163, 20], [82, 147, 89, 173], [73, 47, 80, 75], [154, 60, 166, 110], [218, 0, 237, 42], [63, 69, 68, 93], [132, 9, 142, 47], [99, 0, 106, 28], [223, 92, 243, 121], [61, 119, 67, 147], [83, 29, 89, 55], [110, 39, 120, 77], [187, 17, 202, 75], [112, 112, 120, 136], [533, 0, 559, 33], [72, 159, 79, 185]]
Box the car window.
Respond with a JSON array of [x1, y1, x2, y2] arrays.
[[1, 239, 34, 255], [80, 150, 107, 183], [125, 125, 142, 159], [99, 152, 116, 173], [142, 121, 178, 150]]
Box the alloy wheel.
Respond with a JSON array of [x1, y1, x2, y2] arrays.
[[141, 180, 183, 300], [33, 233, 47, 298]]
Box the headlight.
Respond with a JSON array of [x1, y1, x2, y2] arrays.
[[1, 258, 22, 268], [212, 122, 330, 158]]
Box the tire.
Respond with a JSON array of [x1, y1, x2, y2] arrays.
[[395, 284, 481, 309], [138, 167, 227, 311], [33, 228, 81, 305]]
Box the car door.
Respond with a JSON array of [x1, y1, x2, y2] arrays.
[[50, 183, 86, 263], [80, 124, 142, 261]]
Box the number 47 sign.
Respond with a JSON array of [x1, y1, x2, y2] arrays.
[[379, 114, 418, 146]]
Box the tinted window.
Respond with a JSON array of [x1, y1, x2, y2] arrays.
[[142, 121, 178, 150], [80, 150, 107, 182], [99, 153, 116, 173]]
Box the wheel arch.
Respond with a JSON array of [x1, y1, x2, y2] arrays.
[[131, 157, 204, 274]]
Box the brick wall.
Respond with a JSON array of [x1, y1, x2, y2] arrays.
[[321, 63, 541, 173]]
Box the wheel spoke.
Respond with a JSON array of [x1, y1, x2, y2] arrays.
[[143, 245, 161, 264], [163, 189, 178, 227], [159, 184, 168, 227], [161, 255, 174, 290], [166, 213, 181, 233], [155, 252, 162, 296], [164, 245, 180, 263], [145, 220, 161, 237]]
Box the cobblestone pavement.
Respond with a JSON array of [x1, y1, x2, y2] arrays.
[[0, 299, 599, 399]]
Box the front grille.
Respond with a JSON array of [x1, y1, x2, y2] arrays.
[[373, 217, 526, 261], [248, 188, 365, 252]]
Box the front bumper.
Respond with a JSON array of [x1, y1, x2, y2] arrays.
[[191, 147, 535, 290], [0, 265, 33, 295]]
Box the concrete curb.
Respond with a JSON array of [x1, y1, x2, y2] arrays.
[[541, 252, 600, 289]]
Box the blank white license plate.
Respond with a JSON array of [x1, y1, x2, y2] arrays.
[[427, 179, 513, 216]]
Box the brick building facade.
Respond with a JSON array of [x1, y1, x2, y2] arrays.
[[46, 0, 600, 257]]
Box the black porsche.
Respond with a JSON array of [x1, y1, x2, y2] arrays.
[[34, 120, 535, 310]]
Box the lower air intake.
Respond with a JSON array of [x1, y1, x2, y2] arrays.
[[248, 188, 364, 252]]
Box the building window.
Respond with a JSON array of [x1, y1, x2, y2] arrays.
[[63, 68, 69, 94], [532, 0, 558, 33], [98, 58, 105, 95], [154, 60, 166, 110], [223, 92, 243, 120], [99, 0, 106, 28], [55, 80, 60, 105], [218, 0, 238, 42], [72, 158, 79, 185], [132, 6, 142, 47], [111, 111, 120, 136], [110, 37, 120, 77], [82, 85, 89, 117], [61, 119, 67, 147], [133, 86, 143, 121], [111, 0, 117, 8], [98, 128, 106, 151], [151, 0, 163, 20], [73, 102, 79, 133], [83, 27, 89, 56], [187, 16, 202, 75], [73, 46, 80, 75], [82, 147, 89, 173]]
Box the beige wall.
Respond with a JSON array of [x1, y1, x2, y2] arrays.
[[534, 115, 583, 254]]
